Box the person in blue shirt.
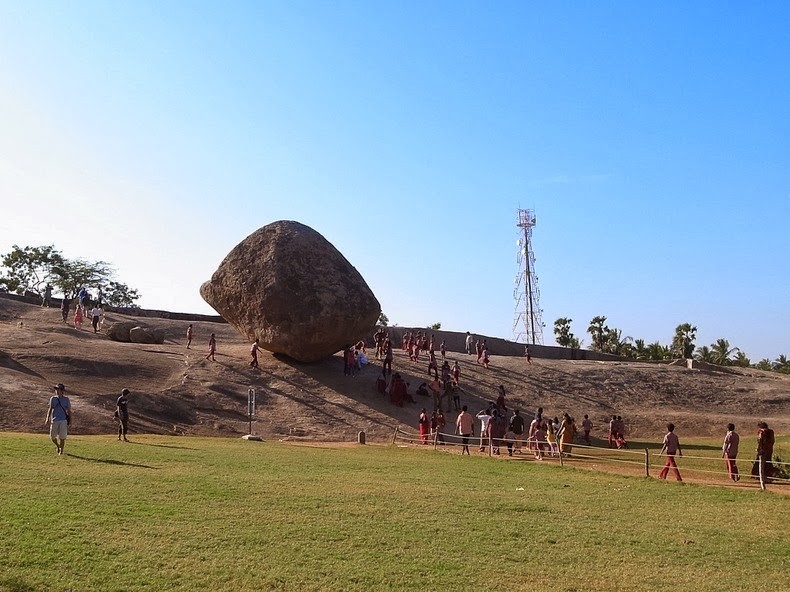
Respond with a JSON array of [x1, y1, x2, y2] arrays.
[[45, 383, 71, 456]]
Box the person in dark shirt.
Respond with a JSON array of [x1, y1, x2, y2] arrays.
[[116, 388, 131, 442]]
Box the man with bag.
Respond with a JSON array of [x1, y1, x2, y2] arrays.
[[45, 383, 71, 456]]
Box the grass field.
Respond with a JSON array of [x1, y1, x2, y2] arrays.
[[1, 433, 788, 592]]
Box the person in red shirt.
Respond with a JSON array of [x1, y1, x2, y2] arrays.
[[658, 423, 683, 481], [418, 408, 430, 444]]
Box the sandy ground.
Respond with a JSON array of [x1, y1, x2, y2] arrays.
[[2, 297, 789, 447]]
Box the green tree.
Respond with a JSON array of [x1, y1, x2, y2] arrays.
[[694, 345, 715, 363], [671, 323, 697, 359], [429, 322, 441, 330], [733, 351, 750, 368], [0, 244, 65, 296], [378, 312, 389, 327], [646, 341, 670, 361], [774, 355, 790, 374], [104, 281, 141, 308], [587, 316, 609, 352], [553, 317, 578, 348], [755, 358, 773, 371], [710, 338, 738, 366], [0, 244, 141, 306], [606, 328, 633, 357], [51, 258, 113, 299], [633, 338, 649, 360]]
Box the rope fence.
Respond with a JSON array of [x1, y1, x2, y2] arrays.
[[391, 426, 790, 490]]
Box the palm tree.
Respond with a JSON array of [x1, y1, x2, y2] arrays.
[[606, 328, 633, 357], [733, 351, 750, 367], [694, 345, 715, 363], [774, 355, 790, 374], [633, 339, 648, 360], [587, 316, 608, 352], [710, 338, 739, 366], [755, 358, 773, 371], [646, 341, 670, 361], [553, 318, 577, 348], [671, 323, 697, 359]]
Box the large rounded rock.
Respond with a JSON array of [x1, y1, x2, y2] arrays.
[[200, 221, 381, 362]]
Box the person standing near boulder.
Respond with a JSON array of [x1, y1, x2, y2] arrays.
[[45, 383, 71, 455], [116, 388, 130, 442], [206, 333, 216, 361], [186, 324, 193, 349], [465, 332, 473, 355]]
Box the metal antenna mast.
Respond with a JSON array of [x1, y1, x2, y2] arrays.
[[513, 209, 543, 345]]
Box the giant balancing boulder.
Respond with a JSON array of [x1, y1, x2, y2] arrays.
[[200, 220, 381, 362]]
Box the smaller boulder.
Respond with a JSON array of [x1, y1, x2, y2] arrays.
[[130, 326, 156, 344], [106, 322, 137, 343]]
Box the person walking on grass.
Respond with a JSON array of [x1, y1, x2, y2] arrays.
[[456, 405, 475, 456], [116, 388, 131, 442], [45, 383, 71, 456], [722, 423, 740, 482], [752, 421, 775, 480], [206, 333, 216, 361], [658, 423, 683, 482], [418, 408, 430, 444], [509, 409, 525, 454]]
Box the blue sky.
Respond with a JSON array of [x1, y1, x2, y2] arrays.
[[1, 1, 788, 361]]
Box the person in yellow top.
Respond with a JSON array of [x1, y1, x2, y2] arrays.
[[559, 413, 577, 456]]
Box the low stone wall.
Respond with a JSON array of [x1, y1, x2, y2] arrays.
[[0, 292, 226, 324], [379, 326, 626, 362]]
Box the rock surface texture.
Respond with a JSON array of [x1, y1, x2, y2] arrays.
[[200, 221, 381, 362]]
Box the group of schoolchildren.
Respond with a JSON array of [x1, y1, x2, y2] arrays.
[[469, 396, 587, 459]]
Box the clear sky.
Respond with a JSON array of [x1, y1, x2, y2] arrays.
[[1, 1, 788, 362]]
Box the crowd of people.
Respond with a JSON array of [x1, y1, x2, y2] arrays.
[[38, 313, 784, 487]]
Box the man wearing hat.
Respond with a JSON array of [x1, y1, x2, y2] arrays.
[[116, 388, 131, 442], [45, 383, 71, 455]]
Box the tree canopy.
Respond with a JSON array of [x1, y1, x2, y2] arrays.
[[0, 244, 140, 308]]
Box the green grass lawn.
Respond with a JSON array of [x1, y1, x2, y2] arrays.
[[1, 433, 788, 592]]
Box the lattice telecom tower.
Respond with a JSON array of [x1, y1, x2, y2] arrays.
[[513, 208, 544, 345]]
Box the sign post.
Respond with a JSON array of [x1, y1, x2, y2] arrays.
[[248, 387, 256, 435]]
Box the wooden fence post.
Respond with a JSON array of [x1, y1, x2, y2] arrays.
[[645, 448, 650, 477], [392, 426, 399, 445], [758, 454, 766, 491]]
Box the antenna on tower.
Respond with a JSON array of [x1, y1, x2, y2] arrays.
[[513, 208, 544, 345]]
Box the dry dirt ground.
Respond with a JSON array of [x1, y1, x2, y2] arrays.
[[2, 298, 789, 446]]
